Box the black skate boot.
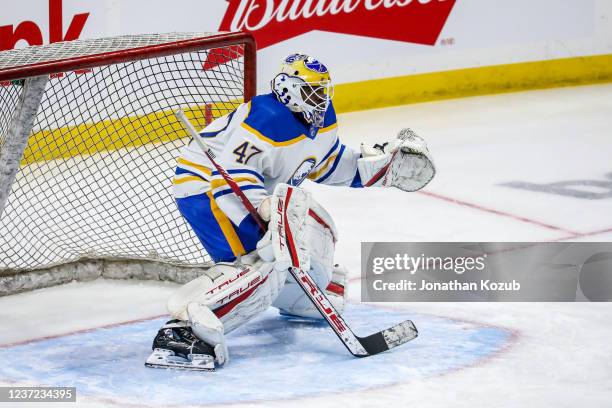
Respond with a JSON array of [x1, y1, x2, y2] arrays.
[[145, 319, 216, 371]]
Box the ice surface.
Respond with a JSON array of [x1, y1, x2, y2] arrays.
[[0, 305, 512, 405], [1, 280, 611, 407]]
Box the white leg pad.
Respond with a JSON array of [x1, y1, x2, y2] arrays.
[[273, 264, 348, 319], [273, 262, 330, 318], [187, 303, 228, 365], [167, 256, 287, 335], [266, 183, 347, 319], [167, 269, 218, 322]]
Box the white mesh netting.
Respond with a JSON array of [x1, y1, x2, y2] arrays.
[[0, 33, 252, 290]]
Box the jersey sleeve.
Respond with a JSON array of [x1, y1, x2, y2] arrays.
[[308, 138, 363, 188]]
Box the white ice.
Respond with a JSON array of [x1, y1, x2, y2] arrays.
[[1, 83, 612, 407]]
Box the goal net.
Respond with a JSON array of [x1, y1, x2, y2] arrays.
[[0, 32, 256, 295]]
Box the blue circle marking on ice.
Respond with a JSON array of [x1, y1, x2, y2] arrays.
[[0, 305, 514, 406]]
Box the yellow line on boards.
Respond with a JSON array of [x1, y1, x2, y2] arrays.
[[333, 54, 612, 113], [19, 54, 612, 164], [20, 102, 240, 165]]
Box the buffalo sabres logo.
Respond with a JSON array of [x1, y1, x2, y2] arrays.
[[284, 54, 328, 74], [289, 157, 316, 186], [304, 57, 328, 73], [284, 53, 305, 64]]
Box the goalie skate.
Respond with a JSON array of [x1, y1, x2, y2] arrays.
[[145, 348, 214, 372], [144, 320, 216, 372]]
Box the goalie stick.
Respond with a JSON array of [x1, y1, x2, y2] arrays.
[[175, 110, 418, 357], [175, 110, 266, 233]]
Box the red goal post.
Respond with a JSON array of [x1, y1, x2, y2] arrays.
[[0, 32, 256, 97], [0, 32, 257, 295]]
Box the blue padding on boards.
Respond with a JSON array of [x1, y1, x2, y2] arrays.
[[0, 304, 513, 405]]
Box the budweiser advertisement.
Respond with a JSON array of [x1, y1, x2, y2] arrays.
[[204, 0, 456, 69], [221, 0, 457, 48]]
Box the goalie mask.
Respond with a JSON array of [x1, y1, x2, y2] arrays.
[[271, 53, 334, 128]]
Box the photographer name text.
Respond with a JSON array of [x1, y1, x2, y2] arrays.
[[372, 279, 521, 292]]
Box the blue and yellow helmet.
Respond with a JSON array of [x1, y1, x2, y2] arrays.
[[271, 54, 334, 128]]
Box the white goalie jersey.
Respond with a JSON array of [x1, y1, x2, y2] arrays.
[[173, 92, 362, 228]]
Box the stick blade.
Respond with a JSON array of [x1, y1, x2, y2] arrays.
[[357, 319, 418, 356], [382, 319, 418, 350]]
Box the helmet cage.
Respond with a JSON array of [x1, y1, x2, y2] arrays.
[[299, 80, 334, 128], [272, 73, 333, 128]]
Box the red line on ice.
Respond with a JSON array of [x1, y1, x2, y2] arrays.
[[0, 314, 168, 348], [552, 226, 612, 241], [417, 190, 578, 235]]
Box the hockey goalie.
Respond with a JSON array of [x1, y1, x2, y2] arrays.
[[145, 54, 435, 370]]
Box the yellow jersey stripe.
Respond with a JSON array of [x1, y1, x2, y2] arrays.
[[240, 122, 307, 147], [308, 154, 338, 180], [177, 158, 212, 176], [319, 122, 338, 133], [173, 175, 208, 185], [206, 191, 246, 257], [210, 176, 260, 190]]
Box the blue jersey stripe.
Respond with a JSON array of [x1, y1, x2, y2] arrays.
[[317, 138, 340, 168], [212, 184, 267, 199], [212, 168, 265, 183], [175, 167, 208, 180], [317, 144, 346, 183]]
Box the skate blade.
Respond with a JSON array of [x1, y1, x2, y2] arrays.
[[145, 349, 215, 371], [145, 361, 215, 372]]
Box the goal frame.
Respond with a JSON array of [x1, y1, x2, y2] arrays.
[[0, 32, 256, 97], [0, 32, 256, 295]]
